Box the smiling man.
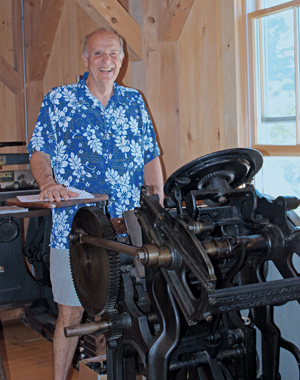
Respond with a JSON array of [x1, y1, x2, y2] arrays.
[[82, 28, 124, 106], [28, 27, 163, 380]]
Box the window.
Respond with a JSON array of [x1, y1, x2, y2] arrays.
[[247, 0, 300, 203], [246, 6, 300, 378], [256, 8, 295, 145]]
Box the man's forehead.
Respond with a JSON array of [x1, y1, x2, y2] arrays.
[[88, 31, 121, 50]]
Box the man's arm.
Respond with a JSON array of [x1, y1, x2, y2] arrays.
[[30, 151, 78, 201], [144, 156, 164, 206]]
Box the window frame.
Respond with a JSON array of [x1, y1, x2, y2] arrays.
[[248, 0, 300, 155]]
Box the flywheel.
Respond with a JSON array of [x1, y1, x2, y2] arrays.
[[69, 206, 120, 316], [164, 148, 263, 198]]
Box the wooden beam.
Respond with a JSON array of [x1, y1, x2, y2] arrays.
[[157, 0, 195, 42], [23, 0, 44, 140], [11, 0, 26, 152], [118, 0, 129, 10], [29, 0, 66, 81], [0, 55, 19, 94], [76, 0, 143, 61], [12, 0, 23, 73]]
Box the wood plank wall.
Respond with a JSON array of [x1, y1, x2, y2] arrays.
[[0, 0, 23, 155], [0, 0, 244, 180], [178, 0, 224, 166]]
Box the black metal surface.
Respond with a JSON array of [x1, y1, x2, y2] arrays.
[[0, 215, 53, 305], [164, 148, 263, 198], [0, 141, 26, 148], [67, 147, 300, 380], [0, 153, 30, 165]]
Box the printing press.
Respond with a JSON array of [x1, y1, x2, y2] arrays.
[[65, 148, 300, 380], [0, 147, 54, 314]]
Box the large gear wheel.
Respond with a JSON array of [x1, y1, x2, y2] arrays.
[[69, 206, 120, 316]]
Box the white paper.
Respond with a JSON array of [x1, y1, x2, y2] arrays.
[[16, 186, 94, 202], [0, 206, 29, 214]]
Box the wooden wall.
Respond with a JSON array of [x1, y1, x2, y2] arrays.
[[0, 0, 25, 155], [177, 0, 224, 165], [0, 0, 245, 181]]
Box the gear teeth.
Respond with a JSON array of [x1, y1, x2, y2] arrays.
[[102, 310, 124, 341], [70, 206, 121, 316], [102, 261, 120, 312], [197, 170, 235, 189]]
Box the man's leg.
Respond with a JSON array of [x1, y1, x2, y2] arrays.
[[53, 303, 84, 380]]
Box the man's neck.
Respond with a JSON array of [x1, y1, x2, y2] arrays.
[[86, 78, 114, 108]]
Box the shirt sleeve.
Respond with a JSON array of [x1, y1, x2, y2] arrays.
[[138, 94, 161, 165], [27, 92, 58, 165]]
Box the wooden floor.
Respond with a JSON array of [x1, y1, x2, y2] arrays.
[[0, 318, 79, 380]]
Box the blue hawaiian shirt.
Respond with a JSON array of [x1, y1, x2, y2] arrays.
[[27, 72, 160, 249]]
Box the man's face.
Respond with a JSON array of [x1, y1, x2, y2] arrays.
[[82, 30, 124, 89]]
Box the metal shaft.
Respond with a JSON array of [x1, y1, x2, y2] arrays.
[[79, 234, 140, 256], [64, 320, 110, 338]]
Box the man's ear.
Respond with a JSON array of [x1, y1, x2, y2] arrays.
[[120, 52, 125, 64], [82, 53, 88, 68]]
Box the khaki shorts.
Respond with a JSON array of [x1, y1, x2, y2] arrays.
[[50, 247, 82, 306]]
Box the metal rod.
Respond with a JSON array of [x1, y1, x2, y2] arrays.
[[64, 320, 110, 338], [79, 234, 140, 257], [169, 357, 200, 371], [75, 232, 269, 262]]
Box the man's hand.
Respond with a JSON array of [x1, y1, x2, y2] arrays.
[[39, 183, 79, 202]]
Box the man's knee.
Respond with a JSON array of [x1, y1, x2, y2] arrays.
[[57, 304, 84, 325]]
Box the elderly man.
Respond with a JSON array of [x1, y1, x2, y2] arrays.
[[28, 27, 163, 380]]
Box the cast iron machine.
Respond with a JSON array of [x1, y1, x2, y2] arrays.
[[66, 148, 300, 379]]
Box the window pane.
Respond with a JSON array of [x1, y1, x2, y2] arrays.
[[254, 156, 300, 216], [255, 9, 296, 145], [263, 0, 291, 8], [247, 0, 291, 13], [257, 122, 296, 144]]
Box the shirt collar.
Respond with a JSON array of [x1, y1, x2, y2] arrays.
[[76, 72, 126, 108]]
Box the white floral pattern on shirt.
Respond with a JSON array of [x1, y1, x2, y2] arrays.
[[28, 72, 160, 249]]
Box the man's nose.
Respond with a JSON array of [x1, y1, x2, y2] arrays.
[[102, 53, 110, 62]]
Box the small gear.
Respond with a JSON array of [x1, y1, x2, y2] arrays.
[[197, 170, 235, 190], [101, 310, 124, 341], [69, 206, 120, 316]]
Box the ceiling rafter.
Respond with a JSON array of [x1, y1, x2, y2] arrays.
[[76, 0, 143, 62], [29, 0, 66, 81], [157, 0, 195, 42], [0, 55, 20, 94]]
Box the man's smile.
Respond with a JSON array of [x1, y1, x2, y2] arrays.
[[99, 68, 113, 72]]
